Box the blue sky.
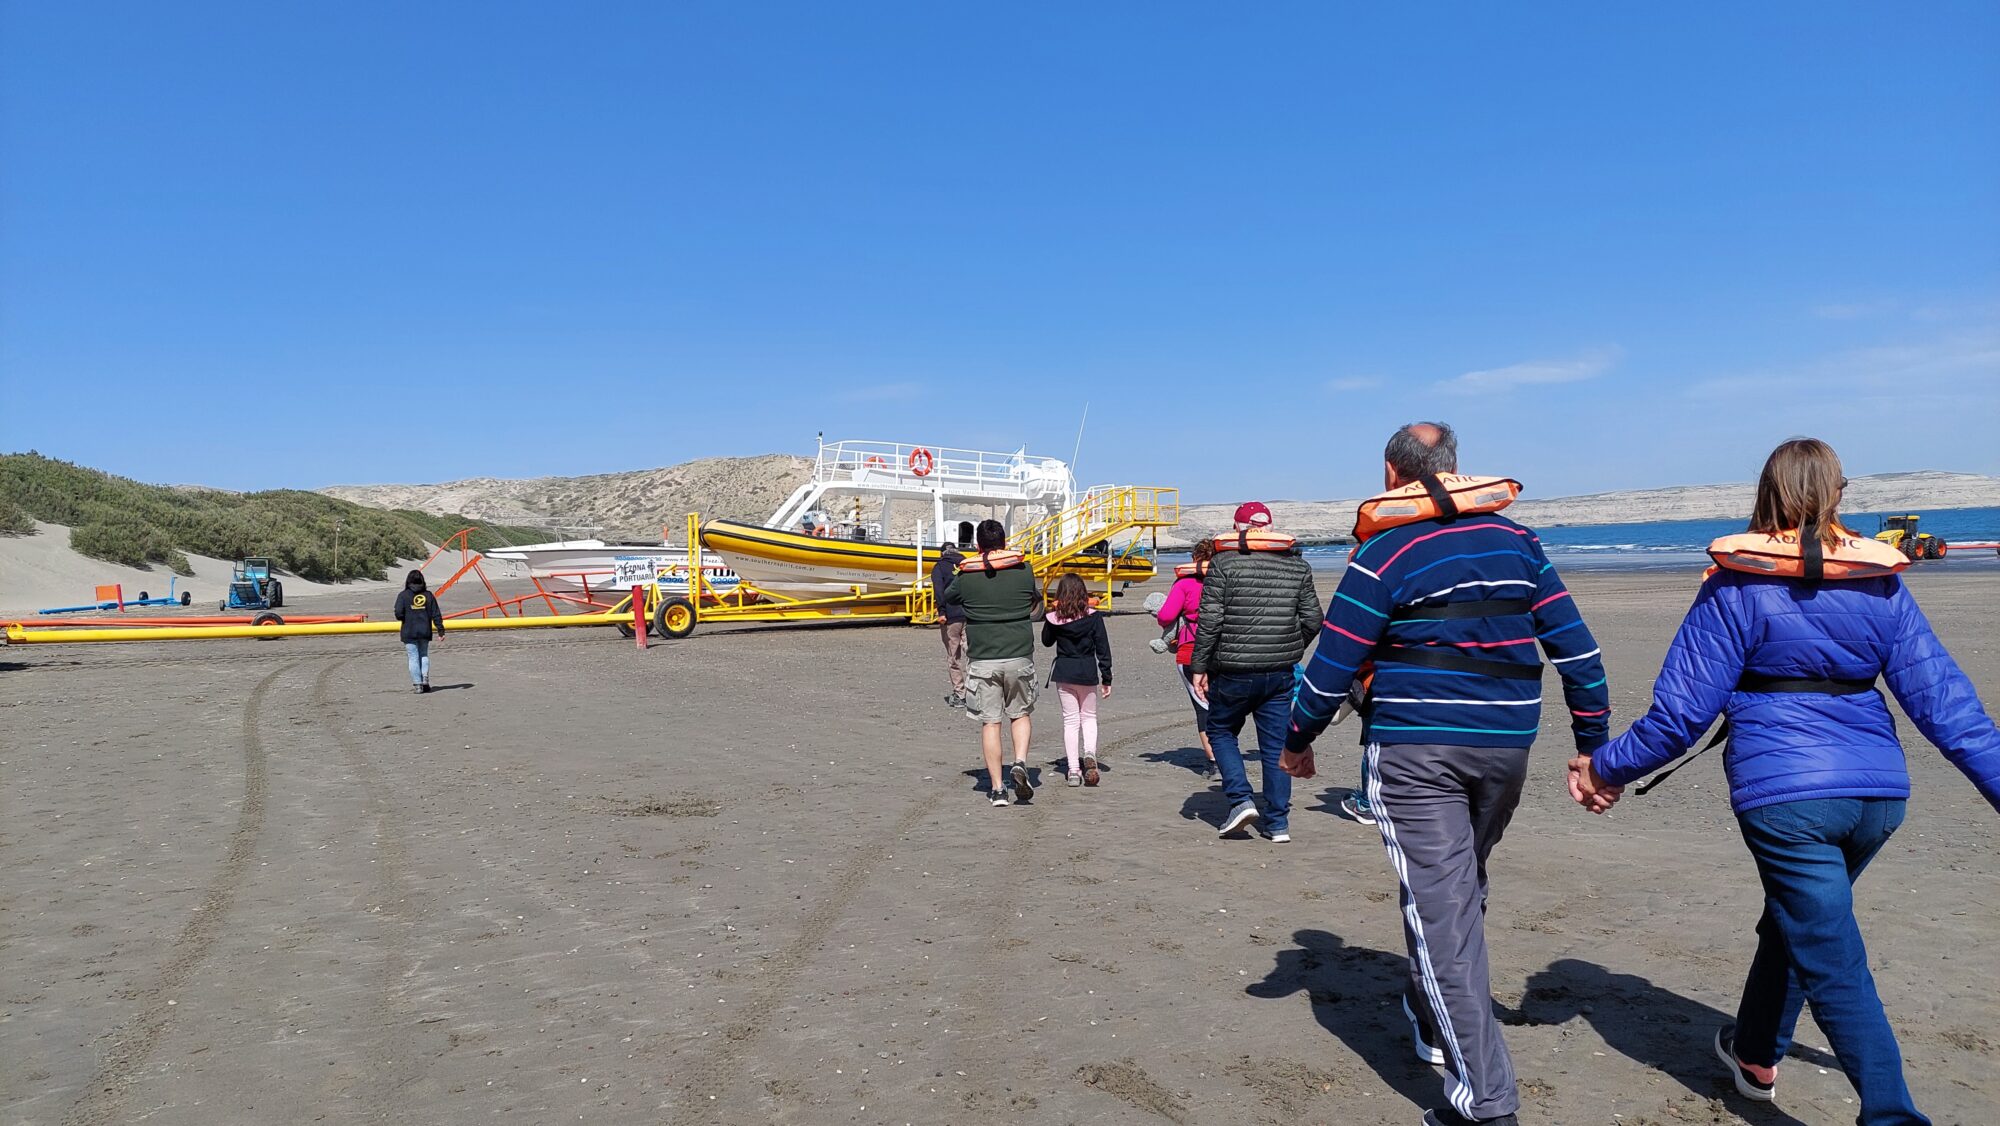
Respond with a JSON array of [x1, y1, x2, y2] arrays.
[[2, 3, 1995, 504]]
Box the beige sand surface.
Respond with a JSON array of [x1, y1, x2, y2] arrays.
[[3, 570, 1996, 1125], [0, 522, 422, 618]]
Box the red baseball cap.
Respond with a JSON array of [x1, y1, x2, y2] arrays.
[[1233, 502, 1272, 529]]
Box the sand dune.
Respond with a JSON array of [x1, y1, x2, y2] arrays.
[[0, 522, 417, 618]]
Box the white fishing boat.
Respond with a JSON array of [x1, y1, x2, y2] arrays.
[[484, 539, 737, 595]]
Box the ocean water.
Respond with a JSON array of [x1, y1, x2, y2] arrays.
[[1291, 505, 2000, 573]]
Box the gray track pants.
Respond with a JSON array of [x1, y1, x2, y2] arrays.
[[1366, 741, 1529, 1122]]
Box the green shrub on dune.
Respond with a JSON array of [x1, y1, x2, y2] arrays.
[[0, 494, 34, 536], [0, 453, 546, 582]]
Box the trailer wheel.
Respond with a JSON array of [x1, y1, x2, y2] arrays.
[[269, 580, 285, 608], [653, 596, 697, 639], [615, 620, 657, 639], [252, 612, 284, 627], [137, 591, 149, 602], [181, 591, 193, 606]]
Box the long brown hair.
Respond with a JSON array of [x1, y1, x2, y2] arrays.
[[1748, 437, 1848, 548], [1191, 538, 1216, 566], [1051, 574, 1091, 621]]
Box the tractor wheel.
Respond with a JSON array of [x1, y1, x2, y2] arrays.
[[1900, 535, 1923, 562], [252, 612, 284, 627], [180, 592, 193, 606], [269, 580, 285, 608], [1929, 537, 1947, 560], [653, 596, 697, 640]]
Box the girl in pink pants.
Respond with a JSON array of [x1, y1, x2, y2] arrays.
[[1041, 575, 1114, 787]]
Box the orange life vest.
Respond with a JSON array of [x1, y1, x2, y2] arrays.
[[959, 549, 1027, 573], [1353, 475, 1523, 541], [1174, 560, 1210, 579], [1212, 529, 1297, 553], [1707, 526, 1908, 582]]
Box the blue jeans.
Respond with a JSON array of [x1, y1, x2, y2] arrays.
[[405, 639, 431, 685], [1735, 797, 1924, 1126], [1205, 669, 1293, 830]]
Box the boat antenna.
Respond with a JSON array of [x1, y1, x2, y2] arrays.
[[1069, 402, 1090, 485]]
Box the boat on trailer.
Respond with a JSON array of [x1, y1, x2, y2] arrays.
[[483, 539, 739, 596], [700, 438, 1150, 597]]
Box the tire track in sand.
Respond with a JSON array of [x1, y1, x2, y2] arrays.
[[62, 661, 299, 1126], [309, 659, 431, 1119], [940, 714, 1194, 1108], [668, 790, 951, 1124]]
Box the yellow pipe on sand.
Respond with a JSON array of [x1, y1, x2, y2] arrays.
[[3, 612, 628, 645]]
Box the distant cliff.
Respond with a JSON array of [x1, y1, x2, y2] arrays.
[[1171, 471, 2000, 546], [318, 459, 2000, 548]]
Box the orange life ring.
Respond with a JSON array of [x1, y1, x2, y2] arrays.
[[908, 447, 935, 477], [864, 455, 888, 470]]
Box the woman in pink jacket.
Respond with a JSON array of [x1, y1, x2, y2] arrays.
[[1158, 538, 1217, 776]]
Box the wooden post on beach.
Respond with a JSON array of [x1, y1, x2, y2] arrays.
[[632, 586, 647, 650]]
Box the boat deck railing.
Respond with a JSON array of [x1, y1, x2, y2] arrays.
[[813, 439, 1074, 502]]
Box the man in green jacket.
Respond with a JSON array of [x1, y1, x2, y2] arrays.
[[939, 519, 1043, 806]]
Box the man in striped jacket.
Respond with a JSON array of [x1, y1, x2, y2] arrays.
[[1283, 422, 1610, 1126]]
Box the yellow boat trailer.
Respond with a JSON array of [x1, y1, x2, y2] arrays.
[[2, 486, 1178, 645], [638, 486, 1179, 639]]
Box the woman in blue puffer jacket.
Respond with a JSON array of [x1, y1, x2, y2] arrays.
[[1574, 438, 2000, 1126]]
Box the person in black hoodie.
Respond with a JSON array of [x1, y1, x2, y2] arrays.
[[1042, 574, 1113, 787], [393, 569, 444, 693], [930, 540, 968, 708]]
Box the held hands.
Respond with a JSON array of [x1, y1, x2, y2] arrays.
[[1279, 747, 1316, 779], [1190, 673, 1208, 699], [1567, 754, 1622, 815]]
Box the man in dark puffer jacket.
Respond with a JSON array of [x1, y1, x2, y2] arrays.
[[1191, 501, 1322, 842]]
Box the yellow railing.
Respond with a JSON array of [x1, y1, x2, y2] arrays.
[[1013, 486, 1180, 573]]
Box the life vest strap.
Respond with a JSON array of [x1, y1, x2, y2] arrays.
[[1389, 597, 1532, 622], [1418, 475, 1460, 520], [1802, 521, 1826, 583], [1735, 672, 1876, 695], [1375, 645, 1543, 681]]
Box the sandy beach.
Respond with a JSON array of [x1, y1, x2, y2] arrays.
[[3, 569, 1996, 1126]]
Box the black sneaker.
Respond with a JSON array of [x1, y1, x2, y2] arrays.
[[411, 685, 423, 694], [1403, 993, 1446, 1065], [1010, 762, 1034, 802], [1422, 1109, 1517, 1126], [1713, 1024, 1776, 1101], [421, 681, 432, 694], [989, 785, 1011, 807]]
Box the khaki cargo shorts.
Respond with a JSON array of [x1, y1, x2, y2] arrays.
[[964, 657, 1037, 724]]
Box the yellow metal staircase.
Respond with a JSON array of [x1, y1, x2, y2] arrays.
[[1015, 486, 1180, 584]]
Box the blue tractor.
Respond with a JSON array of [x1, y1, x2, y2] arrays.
[[221, 557, 285, 611]]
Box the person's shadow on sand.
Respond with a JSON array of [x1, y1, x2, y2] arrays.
[[1138, 745, 1211, 776], [959, 765, 1046, 800], [1177, 784, 1234, 829], [1246, 928, 1445, 1107], [426, 682, 474, 691], [1505, 958, 1832, 1123]]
